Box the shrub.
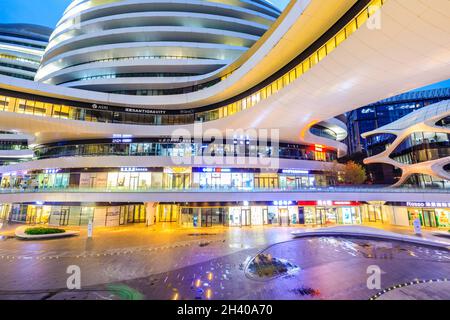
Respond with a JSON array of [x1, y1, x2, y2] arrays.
[[24, 227, 66, 235]]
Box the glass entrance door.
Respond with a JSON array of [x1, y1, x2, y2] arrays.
[[279, 208, 289, 226], [422, 210, 437, 227], [201, 208, 213, 227], [241, 209, 251, 226], [59, 208, 70, 226], [129, 176, 139, 190], [119, 206, 128, 225]]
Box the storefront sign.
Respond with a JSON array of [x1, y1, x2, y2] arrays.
[[120, 167, 148, 172], [112, 138, 133, 143], [273, 201, 294, 206], [301, 201, 361, 207], [280, 169, 309, 175], [406, 201, 450, 208], [44, 169, 60, 174], [315, 144, 324, 152], [201, 168, 232, 173]]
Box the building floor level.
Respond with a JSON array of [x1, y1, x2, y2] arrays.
[[0, 201, 448, 229]]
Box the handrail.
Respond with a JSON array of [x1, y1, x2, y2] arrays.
[[1, 185, 449, 194]]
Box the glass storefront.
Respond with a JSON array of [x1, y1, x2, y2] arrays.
[[32, 139, 338, 162], [407, 207, 450, 228], [1, 167, 336, 191], [302, 203, 362, 226], [175, 204, 299, 228], [0, 204, 146, 227]]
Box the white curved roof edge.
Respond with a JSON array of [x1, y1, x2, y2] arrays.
[[0, 48, 42, 62], [42, 59, 232, 85], [60, 68, 230, 91], [0, 67, 35, 78], [29, 0, 352, 108], [54, 0, 277, 37], [0, 58, 39, 68], [44, 26, 260, 62], [36, 42, 246, 81], [0, 35, 48, 47], [49, 11, 270, 45], [0, 149, 34, 159]]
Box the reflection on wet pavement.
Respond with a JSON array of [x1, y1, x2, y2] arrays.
[[84, 237, 450, 300], [0, 230, 449, 300]]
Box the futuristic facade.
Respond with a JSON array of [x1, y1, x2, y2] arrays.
[[346, 87, 450, 184], [363, 100, 450, 189], [1, 0, 450, 229], [0, 24, 51, 80], [36, 0, 280, 94]]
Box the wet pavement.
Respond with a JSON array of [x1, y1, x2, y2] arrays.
[[0, 225, 449, 300]]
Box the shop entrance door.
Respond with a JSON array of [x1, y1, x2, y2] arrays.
[[316, 208, 325, 225], [201, 208, 213, 227], [211, 175, 221, 189], [119, 206, 128, 225], [127, 205, 135, 224], [171, 174, 190, 189], [241, 209, 251, 226], [129, 176, 139, 190], [279, 208, 289, 226], [422, 210, 437, 228], [59, 208, 70, 226]]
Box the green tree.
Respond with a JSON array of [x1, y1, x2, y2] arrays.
[[343, 161, 367, 185]]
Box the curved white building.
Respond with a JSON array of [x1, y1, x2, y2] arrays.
[[363, 100, 450, 188], [1, 0, 450, 228], [0, 24, 51, 80], [36, 0, 280, 95]]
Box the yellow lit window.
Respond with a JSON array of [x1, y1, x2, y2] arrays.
[[34, 102, 46, 116], [310, 53, 318, 67], [289, 69, 296, 82], [236, 100, 242, 112], [345, 20, 357, 37], [357, 10, 369, 27], [369, 0, 383, 14], [271, 81, 278, 94], [261, 87, 267, 99], [295, 65, 303, 77], [335, 29, 346, 46], [283, 74, 290, 86], [266, 85, 272, 97], [318, 46, 327, 61], [277, 78, 283, 90], [326, 38, 336, 54], [44, 103, 53, 116], [303, 60, 310, 73], [5, 97, 16, 112]]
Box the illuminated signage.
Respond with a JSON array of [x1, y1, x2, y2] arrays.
[[202, 168, 232, 173], [406, 202, 449, 208], [112, 138, 133, 143], [315, 144, 324, 152], [281, 169, 309, 175], [273, 201, 294, 206], [120, 167, 148, 172], [44, 169, 60, 174]]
